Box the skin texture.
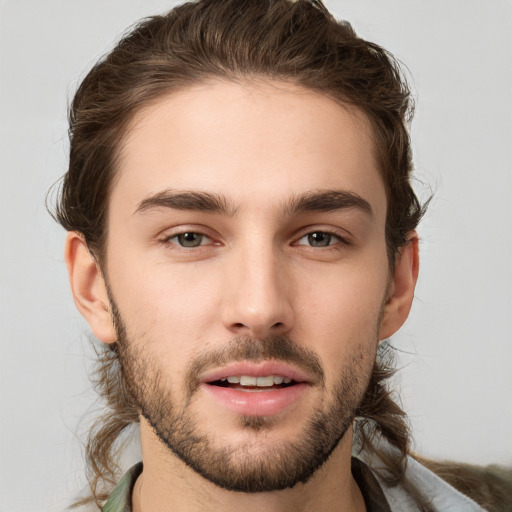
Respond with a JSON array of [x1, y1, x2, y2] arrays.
[[66, 79, 418, 512]]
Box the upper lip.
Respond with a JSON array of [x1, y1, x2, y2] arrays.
[[200, 361, 311, 384]]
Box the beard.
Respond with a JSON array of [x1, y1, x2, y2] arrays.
[[110, 299, 377, 493]]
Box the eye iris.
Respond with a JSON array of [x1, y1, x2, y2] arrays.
[[308, 232, 331, 247], [178, 232, 203, 247]]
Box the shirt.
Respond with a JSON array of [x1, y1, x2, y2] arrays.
[[101, 452, 488, 512]]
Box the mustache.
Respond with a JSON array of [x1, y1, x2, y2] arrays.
[[185, 335, 325, 397]]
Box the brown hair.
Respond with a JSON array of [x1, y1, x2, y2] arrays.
[[54, 0, 424, 263], [52, 0, 429, 508]]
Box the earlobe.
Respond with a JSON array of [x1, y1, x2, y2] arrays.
[[379, 233, 419, 341], [65, 232, 117, 344]]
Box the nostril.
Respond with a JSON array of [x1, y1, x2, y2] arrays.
[[227, 318, 291, 336]]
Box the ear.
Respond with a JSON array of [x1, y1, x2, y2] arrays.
[[64, 232, 117, 344], [379, 232, 419, 340]]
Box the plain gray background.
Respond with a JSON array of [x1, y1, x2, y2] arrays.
[[1, 1, 511, 510]]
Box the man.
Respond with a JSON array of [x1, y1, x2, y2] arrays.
[[54, 0, 510, 510]]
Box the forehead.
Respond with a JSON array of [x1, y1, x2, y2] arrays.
[[113, 79, 386, 220]]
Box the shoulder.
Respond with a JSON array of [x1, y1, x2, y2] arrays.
[[353, 430, 507, 511], [414, 456, 512, 512]]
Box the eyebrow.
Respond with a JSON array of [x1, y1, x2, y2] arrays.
[[284, 190, 373, 217], [135, 190, 239, 216], [134, 188, 373, 218]]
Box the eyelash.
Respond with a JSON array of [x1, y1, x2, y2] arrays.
[[159, 228, 350, 251], [159, 231, 216, 249], [293, 230, 349, 249]]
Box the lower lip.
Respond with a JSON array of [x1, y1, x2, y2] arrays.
[[203, 383, 309, 416]]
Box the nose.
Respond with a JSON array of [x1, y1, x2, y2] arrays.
[[221, 245, 295, 339]]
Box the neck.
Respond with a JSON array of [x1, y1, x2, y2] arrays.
[[132, 418, 366, 512]]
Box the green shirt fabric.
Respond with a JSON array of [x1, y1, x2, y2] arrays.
[[102, 462, 142, 512]]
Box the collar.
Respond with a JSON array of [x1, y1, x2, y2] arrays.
[[101, 458, 389, 512]]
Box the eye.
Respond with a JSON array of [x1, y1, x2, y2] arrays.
[[295, 231, 343, 248], [166, 232, 212, 248]]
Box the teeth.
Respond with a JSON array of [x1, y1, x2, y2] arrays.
[[240, 375, 257, 386], [221, 375, 293, 387], [256, 376, 274, 387]]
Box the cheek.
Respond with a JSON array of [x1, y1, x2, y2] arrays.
[[109, 262, 226, 402], [294, 258, 388, 377], [107, 255, 223, 355]]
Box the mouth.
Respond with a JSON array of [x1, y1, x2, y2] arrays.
[[200, 362, 311, 416], [208, 374, 297, 391]]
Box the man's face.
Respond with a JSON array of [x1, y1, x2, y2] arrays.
[[104, 80, 391, 491]]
